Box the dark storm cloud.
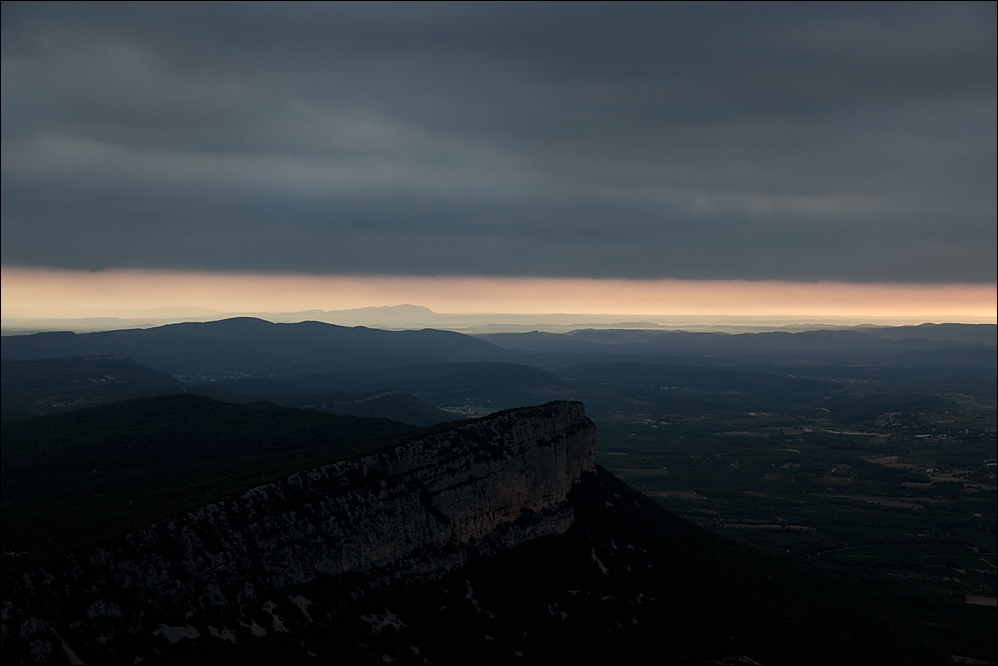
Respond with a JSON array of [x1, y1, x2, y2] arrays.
[[2, 2, 995, 281]]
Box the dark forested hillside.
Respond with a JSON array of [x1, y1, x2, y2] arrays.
[[1, 394, 417, 572], [1, 355, 182, 420], [0, 354, 459, 426], [187, 384, 460, 426], [215, 361, 571, 411]]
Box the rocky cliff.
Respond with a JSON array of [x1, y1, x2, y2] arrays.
[[1, 401, 595, 663]]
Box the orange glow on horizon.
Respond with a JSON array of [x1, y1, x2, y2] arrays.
[[1, 266, 995, 322]]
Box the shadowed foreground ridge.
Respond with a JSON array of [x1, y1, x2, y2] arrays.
[[2, 401, 992, 664], [1, 402, 596, 662]]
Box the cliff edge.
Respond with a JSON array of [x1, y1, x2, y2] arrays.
[[2, 401, 595, 661]]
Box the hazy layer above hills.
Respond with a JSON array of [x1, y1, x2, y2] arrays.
[[5, 303, 995, 336]]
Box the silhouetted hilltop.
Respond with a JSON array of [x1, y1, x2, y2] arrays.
[[4, 320, 993, 399], [1, 317, 509, 380]]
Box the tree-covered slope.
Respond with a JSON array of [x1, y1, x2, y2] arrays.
[[1, 394, 419, 572], [1, 355, 182, 420]]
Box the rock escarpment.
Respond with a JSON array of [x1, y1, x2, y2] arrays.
[[1, 401, 595, 662]]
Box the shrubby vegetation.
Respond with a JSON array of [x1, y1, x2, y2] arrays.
[[1, 394, 419, 572]]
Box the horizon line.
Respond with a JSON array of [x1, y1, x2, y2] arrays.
[[2, 266, 995, 322]]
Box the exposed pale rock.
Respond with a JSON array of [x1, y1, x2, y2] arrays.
[[290, 595, 312, 622], [208, 625, 237, 643], [152, 625, 200, 644]]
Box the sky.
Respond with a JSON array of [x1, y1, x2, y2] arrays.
[[2, 267, 996, 322], [1, 3, 995, 321]]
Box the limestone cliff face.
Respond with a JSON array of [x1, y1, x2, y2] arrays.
[[1, 401, 595, 660]]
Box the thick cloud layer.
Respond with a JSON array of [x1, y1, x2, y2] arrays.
[[2, 2, 995, 282]]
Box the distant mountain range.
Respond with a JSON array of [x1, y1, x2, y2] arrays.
[[6, 305, 995, 336], [3, 318, 995, 403], [0, 317, 508, 381]]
